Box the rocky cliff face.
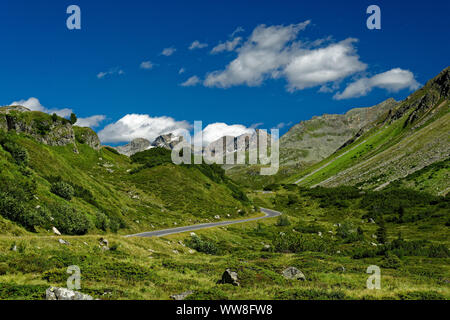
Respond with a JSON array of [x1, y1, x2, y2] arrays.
[[279, 98, 398, 166], [114, 138, 151, 156], [151, 133, 184, 150], [0, 106, 102, 151], [74, 127, 101, 150], [0, 106, 76, 147]]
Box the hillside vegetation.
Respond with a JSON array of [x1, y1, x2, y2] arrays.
[[284, 67, 450, 195], [0, 113, 252, 236]]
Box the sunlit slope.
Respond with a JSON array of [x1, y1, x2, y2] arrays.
[[285, 67, 450, 194]]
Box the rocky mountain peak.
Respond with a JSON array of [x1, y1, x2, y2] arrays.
[[151, 133, 184, 150], [113, 138, 151, 156]]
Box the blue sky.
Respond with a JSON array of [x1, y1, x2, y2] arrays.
[[0, 0, 449, 145]]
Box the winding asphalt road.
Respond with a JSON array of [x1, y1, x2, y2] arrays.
[[126, 207, 282, 238]]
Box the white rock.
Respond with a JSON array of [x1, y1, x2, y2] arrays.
[[58, 239, 69, 245], [46, 287, 93, 300], [52, 227, 61, 236]]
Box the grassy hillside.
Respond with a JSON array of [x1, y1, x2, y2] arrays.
[[284, 67, 450, 194], [0, 126, 252, 236]]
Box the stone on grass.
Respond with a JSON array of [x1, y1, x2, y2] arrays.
[[170, 291, 193, 301], [52, 227, 61, 236], [46, 287, 93, 300], [58, 239, 69, 245], [217, 269, 239, 286], [282, 267, 306, 281]]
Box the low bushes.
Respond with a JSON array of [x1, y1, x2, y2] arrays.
[[186, 235, 220, 255], [50, 181, 74, 200]]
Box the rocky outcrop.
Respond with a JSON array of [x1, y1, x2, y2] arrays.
[[151, 133, 184, 150], [113, 138, 151, 156], [74, 126, 101, 150], [46, 287, 93, 300], [0, 106, 77, 147]]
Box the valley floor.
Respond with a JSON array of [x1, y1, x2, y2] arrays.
[[1, 186, 448, 300]]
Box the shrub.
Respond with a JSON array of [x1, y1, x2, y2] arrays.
[[276, 215, 291, 226], [104, 146, 120, 155], [272, 232, 334, 254], [382, 252, 402, 269], [376, 221, 388, 244], [427, 244, 450, 258], [49, 204, 91, 235], [95, 212, 110, 231], [50, 181, 74, 200], [186, 235, 219, 255], [70, 113, 77, 125], [2, 141, 29, 166], [0, 193, 44, 231]]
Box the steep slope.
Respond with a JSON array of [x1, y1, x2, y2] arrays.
[[286, 67, 450, 194], [280, 98, 398, 166]]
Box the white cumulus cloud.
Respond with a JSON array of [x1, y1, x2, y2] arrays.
[[203, 21, 374, 93], [98, 114, 191, 144], [9, 97, 73, 118], [75, 115, 106, 128], [210, 37, 242, 54], [97, 68, 124, 79], [140, 61, 154, 70], [194, 122, 254, 146], [180, 76, 201, 87], [334, 68, 420, 99], [161, 47, 176, 56], [204, 21, 311, 87], [189, 40, 208, 50], [230, 26, 245, 37]]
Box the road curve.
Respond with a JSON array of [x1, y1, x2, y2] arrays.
[[125, 207, 282, 238]]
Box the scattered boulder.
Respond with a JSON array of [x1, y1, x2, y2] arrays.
[[99, 238, 109, 250], [170, 291, 193, 301], [52, 226, 61, 236], [214, 215, 221, 220], [282, 267, 306, 281], [99, 238, 109, 247], [217, 269, 239, 286], [335, 266, 346, 272], [46, 287, 93, 300], [262, 244, 271, 251], [58, 239, 69, 245], [11, 245, 17, 252]]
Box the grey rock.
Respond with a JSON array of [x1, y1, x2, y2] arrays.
[[113, 138, 151, 156], [218, 269, 239, 286], [46, 287, 93, 300], [282, 267, 306, 281], [52, 226, 61, 236], [170, 291, 193, 300], [58, 239, 69, 245], [151, 133, 184, 150]]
